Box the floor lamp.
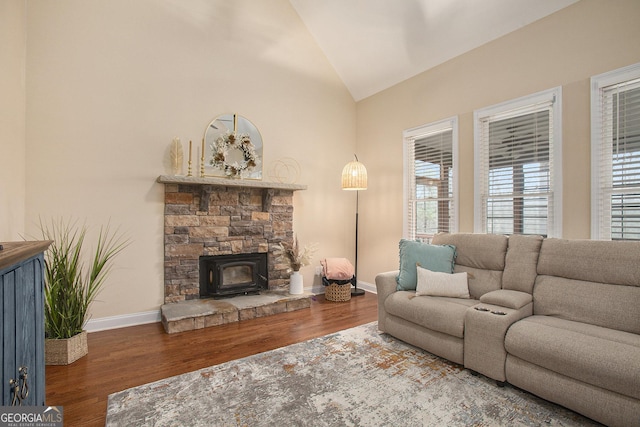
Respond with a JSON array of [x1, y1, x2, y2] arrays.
[[342, 154, 367, 296]]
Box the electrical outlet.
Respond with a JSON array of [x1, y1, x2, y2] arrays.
[[315, 266, 323, 276]]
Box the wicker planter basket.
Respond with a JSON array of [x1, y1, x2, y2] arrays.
[[325, 283, 351, 302], [45, 330, 88, 365]]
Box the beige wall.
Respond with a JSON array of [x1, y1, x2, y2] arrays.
[[23, 0, 356, 319], [13, 0, 640, 321], [356, 0, 640, 284], [0, 0, 26, 241]]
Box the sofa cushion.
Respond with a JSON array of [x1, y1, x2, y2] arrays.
[[452, 265, 503, 299], [502, 234, 542, 293], [396, 240, 456, 291], [416, 266, 469, 298], [432, 233, 507, 298], [432, 232, 507, 270], [537, 238, 640, 286], [534, 275, 640, 335], [385, 291, 477, 338], [480, 289, 532, 310], [505, 315, 640, 400]]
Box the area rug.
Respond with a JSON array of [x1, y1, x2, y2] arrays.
[[106, 322, 600, 426]]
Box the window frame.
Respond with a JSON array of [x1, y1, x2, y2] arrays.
[[403, 117, 459, 241], [473, 87, 563, 237], [591, 62, 640, 240]]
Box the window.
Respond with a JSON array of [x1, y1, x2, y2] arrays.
[[591, 62, 640, 240], [474, 87, 562, 237], [403, 117, 458, 241]]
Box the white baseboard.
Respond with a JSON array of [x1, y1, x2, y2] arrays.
[[85, 309, 161, 333], [311, 280, 376, 295], [357, 280, 376, 294], [86, 281, 377, 332]]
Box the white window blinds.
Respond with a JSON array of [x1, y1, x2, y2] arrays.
[[474, 87, 562, 237], [403, 118, 458, 241], [592, 63, 640, 240]]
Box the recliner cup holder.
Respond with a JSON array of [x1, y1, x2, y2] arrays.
[[474, 306, 506, 315]]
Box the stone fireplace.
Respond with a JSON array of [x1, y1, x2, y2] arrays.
[[157, 175, 310, 333], [159, 175, 307, 303]]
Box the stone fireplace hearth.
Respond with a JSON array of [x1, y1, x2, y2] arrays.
[[161, 292, 312, 334], [157, 175, 309, 333]]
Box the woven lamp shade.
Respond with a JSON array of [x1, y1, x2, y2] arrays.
[[341, 159, 368, 190]]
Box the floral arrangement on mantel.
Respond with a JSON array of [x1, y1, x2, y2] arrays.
[[278, 236, 318, 272], [210, 132, 259, 178]]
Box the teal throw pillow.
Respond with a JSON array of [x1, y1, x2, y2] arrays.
[[396, 239, 456, 291]]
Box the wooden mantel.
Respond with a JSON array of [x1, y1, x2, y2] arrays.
[[157, 175, 307, 191]]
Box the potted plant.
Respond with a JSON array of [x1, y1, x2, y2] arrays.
[[40, 218, 129, 365], [280, 236, 317, 295]]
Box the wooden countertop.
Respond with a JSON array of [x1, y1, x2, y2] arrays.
[[0, 241, 52, 271]]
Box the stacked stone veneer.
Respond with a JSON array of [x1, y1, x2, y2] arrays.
[[163, 183, 295, 303]]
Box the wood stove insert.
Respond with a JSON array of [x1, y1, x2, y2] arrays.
[[199, 253, 268, 299]]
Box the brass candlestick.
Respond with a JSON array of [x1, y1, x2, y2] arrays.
[[200, 138, 205, 177], [187, 140, 193, 177]]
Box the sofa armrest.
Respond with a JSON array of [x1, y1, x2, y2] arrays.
[[375, 270, 399, 332], [464, 300, 533, 382], [480, 289, 532, 310]]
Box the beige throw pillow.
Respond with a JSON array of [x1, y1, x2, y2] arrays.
[[415, 265, 470, 298]]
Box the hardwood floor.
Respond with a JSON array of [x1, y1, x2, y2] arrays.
[[45, 292, 378, 426]]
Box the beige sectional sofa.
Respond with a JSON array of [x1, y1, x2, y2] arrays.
[[375, 233, 640, 427]]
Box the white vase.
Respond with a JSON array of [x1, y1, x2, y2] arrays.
[[289, 271, 304, 295]]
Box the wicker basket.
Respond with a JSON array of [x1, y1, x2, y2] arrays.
[[45, 330, 88, 365], [325, 283, 351, 302]]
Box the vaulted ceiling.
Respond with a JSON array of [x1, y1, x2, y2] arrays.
[[289, 0, 579, 101]]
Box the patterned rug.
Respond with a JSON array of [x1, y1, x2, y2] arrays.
[[106, 322, 600, 426]]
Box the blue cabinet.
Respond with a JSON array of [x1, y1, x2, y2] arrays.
[[1, 241, 51, 406]]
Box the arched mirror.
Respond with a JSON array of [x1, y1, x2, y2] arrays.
[[203, 114, 263, 179]]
